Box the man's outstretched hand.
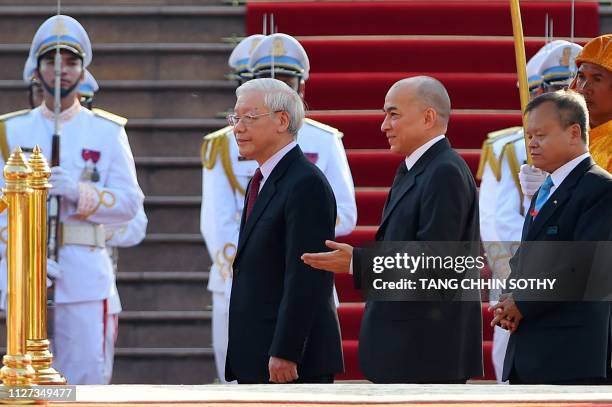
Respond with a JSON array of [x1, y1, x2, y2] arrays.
[[301, 240, 353, 274]]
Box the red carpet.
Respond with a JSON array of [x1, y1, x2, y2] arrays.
[[309, 111, 522, 150], [247, 2, 599, 37], [347, 150, 481, 187], [246, 0, 601, 383], [306, 72, 523, 110], [299, 38, 584, 74]]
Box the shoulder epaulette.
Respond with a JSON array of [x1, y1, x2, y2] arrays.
[[201, 126, 232, 167], [486, 126, 522, 141], [201, 126, 246, 196], [203, 125, 232, 142], [0, 109, 31, 122], [477, 126, 522, 181], [0, 110, 30, 163], [91, 108, 128, 126], [303, 118, 344, 139], [501, 141, 525, 216]]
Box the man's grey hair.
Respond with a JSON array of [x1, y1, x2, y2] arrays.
[[236, 78, 304, 137], [525, 89, 589, 143], [392, 76, 452, 128]]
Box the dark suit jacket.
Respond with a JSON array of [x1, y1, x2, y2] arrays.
[[225, 145, 344, 383], [353, 138, 483, 383], [502, 157, 612, 384]]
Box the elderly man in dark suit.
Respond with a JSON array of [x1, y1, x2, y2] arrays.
[[491, 90, 612, 384], [225, 78, 344, 384], [302, 76, 483, 383]]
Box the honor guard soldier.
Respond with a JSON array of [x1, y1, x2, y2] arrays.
[[478, 40, 582, 383], [200, 33, 357, 383], [520, 34, 612, 198], [0, 15, 144, 384], [23, 60, 148, 383]]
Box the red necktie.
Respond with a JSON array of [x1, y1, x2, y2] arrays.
[[245, 168, 263, 220]]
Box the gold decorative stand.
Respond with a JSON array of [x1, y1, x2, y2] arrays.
[[0, 147, 66, 404], [26, 146, 65, 385]]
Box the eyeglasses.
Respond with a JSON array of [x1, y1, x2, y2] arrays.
[[227, 111, 281, 127]]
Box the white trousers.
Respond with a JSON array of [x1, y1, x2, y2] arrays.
[[492, 325, 511, 384], [103, 312, 119, 384], [211, 291, 232, 384], [52, 300, 106, 385]]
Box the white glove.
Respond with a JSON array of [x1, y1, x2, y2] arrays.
[[47, 258, 62, 280], [49, 166, 79, 202], [518, 164, 548, 198]]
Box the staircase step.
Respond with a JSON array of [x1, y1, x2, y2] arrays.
[[134, 148, 481, 196], [0, 80, 235, 119], [112, 347, 215, 384], [118, 233, 209, 272], [117, 271, 210, 311], [306, 72, 522, 111], [0, 6, 244, 44], [125, 109, 520, 158], [117, 311, 211, 348], [127, 119, 222, 157], [298, 37, 585, 74], [311, 110, 521, 150], [0, 43, 233, 81], [602, 6, 612, 35], [145, 187, 386, 234], [136, 157, 201, 196], [0, 0, 238, 4], [145, 196, 201, 234]]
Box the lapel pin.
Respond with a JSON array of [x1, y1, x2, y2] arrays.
[[553, 200, 557, 204]]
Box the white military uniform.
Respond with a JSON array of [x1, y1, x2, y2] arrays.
[[477, 39, 583, 383], [103, 207, 148, 384], [201, 32, 357, 383], [0, 15, 144, 385]]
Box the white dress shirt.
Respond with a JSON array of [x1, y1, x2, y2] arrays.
[[546, 152, 591, 198], [259, 141, 298, 191], [404, 134, 446, 171]]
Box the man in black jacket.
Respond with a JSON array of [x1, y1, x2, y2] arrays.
[[491, 90, 612, 384], [302, 76, 483, 383], [225, 78, 344, 384]]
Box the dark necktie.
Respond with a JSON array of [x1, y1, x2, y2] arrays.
[[383, 161, 409, 213], [245, 168, 263, 220], [391, 161, 409, 189]]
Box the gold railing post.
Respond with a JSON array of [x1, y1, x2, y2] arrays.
[[0, 147, 35, 387], [26, 146, 65, 385]]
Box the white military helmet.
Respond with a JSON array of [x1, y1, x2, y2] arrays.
[[249, 33, 310, 81], [22, 57, 38, 84], [228, 34, 266, 81], [79, 69, 99, 98], [526, 40, 583, 92], [26, 15, 92, 67]]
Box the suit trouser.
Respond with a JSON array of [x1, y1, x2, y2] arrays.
[[52, 300, 106, 385], [212, 291, 235, 384]]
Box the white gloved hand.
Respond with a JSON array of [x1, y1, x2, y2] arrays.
[[518, 164, 548, 198], [49, 166, 79, 202], [47, 258, 62, 280]]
